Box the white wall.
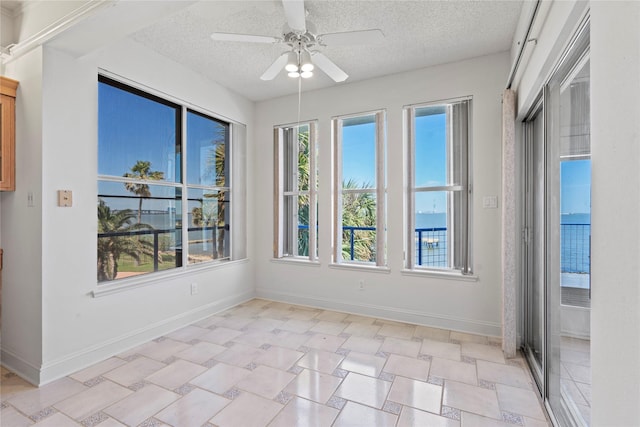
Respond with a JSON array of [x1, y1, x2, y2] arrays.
[[253, 52, 509, 337], [0, 47, 44, 382], [1, 38, 255, 385], [590, 2, 640, 425]]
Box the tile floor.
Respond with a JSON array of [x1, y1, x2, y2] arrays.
[[1, 299, 551, 426], [560, 336, 591, 426]]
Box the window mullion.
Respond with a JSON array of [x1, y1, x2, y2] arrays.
[[375, 111, 386, 267], [406, 107, 416, 269], [333, 119, 343, 263], [181, 105, 188, 268], [309, 122, 317, 261]]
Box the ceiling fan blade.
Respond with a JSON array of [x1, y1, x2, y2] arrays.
[[260, 53, 289, 81], [312, 52, 348, 82], [319, 29, 384, 46], [211, 32, 280, 44], [282, 0, 306, 33]]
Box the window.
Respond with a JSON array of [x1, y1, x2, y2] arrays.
[[97, 75, 240, 283], [406, 98, 472, 273], [274, 122, 317, 260], [333, 111, 386, 266]]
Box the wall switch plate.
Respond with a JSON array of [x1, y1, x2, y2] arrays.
[[190, 283, 198, 295], [482, 195, 498, 209], [58, 190, 72, 207]]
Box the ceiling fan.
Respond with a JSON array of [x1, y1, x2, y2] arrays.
[[210, 0, 384, 82]]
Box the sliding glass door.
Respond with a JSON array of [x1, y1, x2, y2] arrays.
[[523, 20, 591, 427]]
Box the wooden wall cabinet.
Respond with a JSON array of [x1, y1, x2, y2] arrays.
[[1, 76, 18, 191]]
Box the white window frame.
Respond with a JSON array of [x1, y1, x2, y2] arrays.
[[274, 121, 318, 261], [405, 97, 472, 274], [332, 110, 386, 267]]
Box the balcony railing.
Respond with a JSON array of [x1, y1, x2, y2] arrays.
[[561, 223, 590, 274]]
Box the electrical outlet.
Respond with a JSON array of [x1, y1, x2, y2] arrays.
[[358, 280, 365, 290], [190, 283, 198, 295]]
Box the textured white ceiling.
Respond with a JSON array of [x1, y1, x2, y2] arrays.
[[132, 0, 524, 101]]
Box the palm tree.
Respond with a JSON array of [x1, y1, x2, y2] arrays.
[[341, 179, 377, 262], [123, 160, 164, 224], [97, 199, 157, 281]]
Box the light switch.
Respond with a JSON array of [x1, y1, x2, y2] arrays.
[[483, 195, 498, 209], [58, 190, 72, 207]]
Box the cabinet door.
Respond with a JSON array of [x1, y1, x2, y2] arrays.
[[0, 93, 16, 191]]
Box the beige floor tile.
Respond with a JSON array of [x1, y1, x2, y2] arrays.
[[0, 406, 34, 427], [304, 333, 346, 352], [461, 412, 512, 427], [387, 375, 442, 414], [397, 406, 460, 427], [280, 319, 317, 333], [269, 396, 339, 427], [383, 354, 430, 381], [430, 357, 478, 386], [102, 356, 165, 387], [285, 308, 321, 321], [7, 377, 87, 416], [155, 388, 230, 426], [334, 372, 391, 409], [0, 370, 35, 399], [378, 324, 416, 339], [344, 314, 376, 325], [213, 343, 265, 367], [495, 384, 546, 420], [193, 315, 225, 329], [215, 316, 255, 330], [135, 339, 191, 361], [165, 325, 210, 342], [333, 401, 397, 427], [450, 331, 489, 344], [414, 325, 451, 342], [145, 359, 207, 390], [253, 346, 304, 370], [200, 327, 244, 345], [340, 351, 387, 377], [94, 418, 126, 427], [231, 330, 274, 348], [421, 339, 461, 361], [380, 337, 421, 358], [297, 349, 345, 374], [272, 331, 311, 350], [342, 322, 381, 338], [69, 357, 127, 383], [103, 384, 178, 426], [443, 380, 501, 420], [310, 321, 348, 335], [245, 317, 286, 331], [285, 368, 343, 404], [31, 412, 78, 427], [53, 380, 132, 420], [209, 392, 282, 427], [564, 362, 591, 384], [460, 343, 505, 364], [477, 360, 532, 389], [523, 416, 551, 427], [235, 365, 295, 399], [175, 341, 227, 364], [259, 308, 293, 320], [341, 336, 382, 354], [190, 363, 251, 394], [314, 310, 349, 323]]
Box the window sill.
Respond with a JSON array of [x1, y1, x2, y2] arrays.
[[401, 268, 478, 282], [271, 258, 321, 266], [329, 263, 391, 274], [92, 258, 249, 298]]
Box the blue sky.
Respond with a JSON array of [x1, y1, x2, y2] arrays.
[[561, 159, 591, 214]]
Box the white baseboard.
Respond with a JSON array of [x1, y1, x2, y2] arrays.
[[255, 288, 501, 337], [3, 290, 254, 386]]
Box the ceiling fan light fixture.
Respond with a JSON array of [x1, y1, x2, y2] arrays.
[[300, 50, 314, 72], [301, 70, 313, 78], [288, 71, 301, 78], [285, 51, 299, 72]]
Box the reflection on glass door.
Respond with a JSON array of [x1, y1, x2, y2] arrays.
[[523, 20, 591, 427]]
